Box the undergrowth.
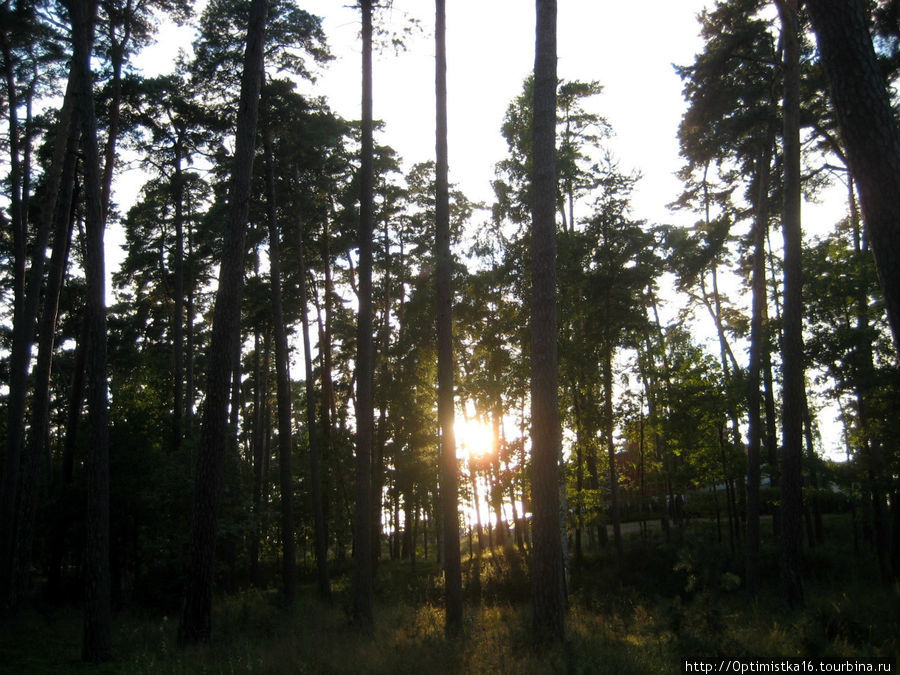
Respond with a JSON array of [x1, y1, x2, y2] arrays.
[[1, 516, 897, 673]]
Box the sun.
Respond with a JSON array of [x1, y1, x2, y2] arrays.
[[454, 418, 495, 462]]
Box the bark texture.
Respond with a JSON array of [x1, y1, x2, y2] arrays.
[[178, 0, 268, 645], [746, 139, 773, 597], [807, 0, 900, 353], [435, 0, 463, 637], [298, 221, 330, 601], [68, 0, 112, 659], [530, 0, 566, 644], [777, 0, 804, 608], [351, 0, 375, 635], [265, 135, 296, 604]]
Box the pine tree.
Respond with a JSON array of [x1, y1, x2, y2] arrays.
[[178, 0, 269, 645], [434, 0, 463, 636], [530, 0, 565, 644]]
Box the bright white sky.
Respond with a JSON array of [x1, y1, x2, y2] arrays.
[[295, 0, 710, 226], [134, 0, 712, 225], [132, 0, 850, 460]]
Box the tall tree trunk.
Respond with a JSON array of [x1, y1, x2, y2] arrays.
[[249, 332, 265, 587], [572, 390, 584, 562], [746, 140, 772, 597], [264, 134, 295, 604], [316, 212, 337, 553], [0, 71, 77, 606], [178, 0, 268, 645], [435, 0, 463, 637], [321, 206, 339, 426], [776, 0, 804, 608], [172, 142, 186, 455], [1, 25, 24, 324], [0, 34, 26, 523], [802, 394, 824, 545], [68, 0, 112, 658], [298, 217, 331, 601], [371, 218, 392, 565], [806, 0, 900, 354], [530, 0, 565, 643], [603, 347, 623, 564], [849, 184, 892, 582], [352, 0, 375, 635], [12, 102, 81, 610], [47, 297, 88, 597], [648, 295, 676, 538], [186, 212, 197, 436], [471, 468, 485, 550], [99, 2, 130, 220]]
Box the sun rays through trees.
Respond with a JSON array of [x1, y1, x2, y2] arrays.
[[1, 0, 898, 666]]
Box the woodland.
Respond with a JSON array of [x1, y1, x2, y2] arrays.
[[1, 0, 899, 671]]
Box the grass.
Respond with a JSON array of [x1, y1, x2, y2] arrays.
[[1, 515, 897, 673]]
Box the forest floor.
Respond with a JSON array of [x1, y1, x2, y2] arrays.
[[1, 515, 897, 673]]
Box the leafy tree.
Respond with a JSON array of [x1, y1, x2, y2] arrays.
[[118, 72, 221, 453], [579, 163, 658, 563], [804, 210, 899, 581]]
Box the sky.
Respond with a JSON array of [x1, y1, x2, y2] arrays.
[[294, 0, 710, 225], [131, 0, 849, 460], [133, 0, 712, 226]]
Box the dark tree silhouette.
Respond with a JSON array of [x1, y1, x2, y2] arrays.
[[298, 219, 331, 601], [530, 0, 566, 643], [806, 0, 900, 355], [434, 0, 463, 637], [178, 0, 269, 645], [66, 0, 113, 659], [352, 0, 375, 635], [264, 133, 296, 604], [776, 0, 804, 608]]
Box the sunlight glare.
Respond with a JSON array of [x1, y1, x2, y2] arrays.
[[454, 418, 494, 461]]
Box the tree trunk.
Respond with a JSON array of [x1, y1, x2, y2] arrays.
[[315, 219, 336, 551], [0, 35, 26, 543], [471, 469, 485, 550], [762, 292, 779, 537], [530, 0, 565, 643], [264, 134, 295, 604], [178, 0, 268, 645], [68, 0, 112, 658], [603, 347, 623, 564], [435, 0, 463, 637], [298, 217, 331, 601], [12, 101, 80, 610], [47, 299, 88, 598], [249, 331, 266, 587], [186, 211, 197, 437], [807, 0, 900, 354], [172, 141, 186, 455], [776, 0, 804, 608], [0, 71, 76, 607], [351, 0, 375, 635], [849, 188, 892, 583], [746, 140, 772, 596], [1, 26, 25, 330]]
